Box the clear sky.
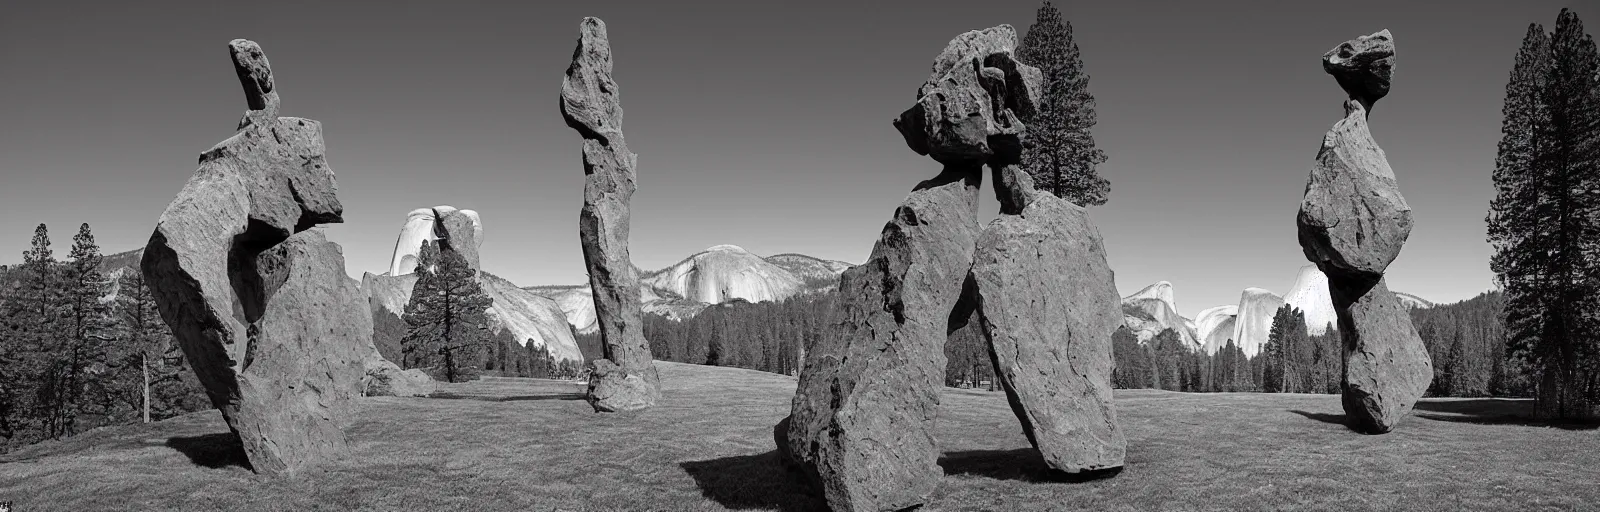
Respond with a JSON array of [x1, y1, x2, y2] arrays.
[[0, 0, 1588, 317]]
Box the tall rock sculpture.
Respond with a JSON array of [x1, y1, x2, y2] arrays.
[[971, 166, 1126, 475], [141, 39, 366, 474], [776, 26, 1053, 511], [560, 17, 660, 413], [1297, 29, 1432, 434]]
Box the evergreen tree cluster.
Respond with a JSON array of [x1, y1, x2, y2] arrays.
[[0, 223, 208, 453], [1488, 9, 1600, 419]]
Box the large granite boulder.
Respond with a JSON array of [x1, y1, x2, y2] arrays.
[[362, 358, 436, 398], [971, 169, 1125, 474], [561, 17, 660, 412], [779, 24, 1042, 511], [1297, 30, 1431, 434], [140, 39, 361, 475]]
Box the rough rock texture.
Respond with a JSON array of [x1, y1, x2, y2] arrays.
[[388, 206, 482, 276], [1333, 277, 1433, 433], [779, 25, 1043, 511], [1323, 29, 1394, 113], [362, 359, 436, 397], [140, 39, 360, 474], [1298, 30, 1431, 434], [971, 168, 1125, 474], [561, 17, 659, 412]]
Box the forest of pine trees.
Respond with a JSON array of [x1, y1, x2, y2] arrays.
[[0, 223, 208, 453], [1487, 9, 1600, 420]]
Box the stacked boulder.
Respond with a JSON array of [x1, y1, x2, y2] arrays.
[[776, 25, 1124, 511], [1296, 29, 1433, 434], [561, 17, 661, 413], [140, 40, 368, 475]]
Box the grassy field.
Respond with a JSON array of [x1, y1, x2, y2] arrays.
[[1, 361, 1596, 511]]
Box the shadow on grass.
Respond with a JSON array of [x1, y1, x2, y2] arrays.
[[424, 392, 585, 403], [680, 450, 826, 512], [939, 448, 1122, 483], [1288, 410, 1347, 426], [1413, 399, 1599, 430], [165, 433, 252, 470]]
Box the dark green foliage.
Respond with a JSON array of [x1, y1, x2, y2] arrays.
[[1262, 306, 1310, 393], [1016, 0, 1110, 206], [945, 311, 994, 389], [400, 241, 495, 383], [1411, 291, 1535, 397], [1487, 10, 1600, 419], [112, 268, 207, 423], [638, 292, 832, 377]]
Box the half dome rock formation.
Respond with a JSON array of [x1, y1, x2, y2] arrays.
[[1225, 287, 1285, 357], [641, 244, 805, 305], [1120, 281, 1201, 350], [139, 40, 363, 475], [365, 208, 582, 363], [388, 206, 482, 276], [972, 168, 1125, 476], [562, 16, 659, 413], [1297, 29, 1431, 434], [779, 25, 1090, 512], [1284, 265, 1339, 335], [1194, 304, 1238, 351]]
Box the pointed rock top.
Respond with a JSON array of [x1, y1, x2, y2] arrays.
[[561, 17, 624, 144]]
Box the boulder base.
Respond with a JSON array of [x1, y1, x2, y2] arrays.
[[1335, 277, 1433, 434]]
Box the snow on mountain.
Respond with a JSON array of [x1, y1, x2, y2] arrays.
[[1283, 265, 1338, 335], [1194, 304, 1238, 350], [1226, 287, 1285, 357], [1120, 281, 1201, 350]]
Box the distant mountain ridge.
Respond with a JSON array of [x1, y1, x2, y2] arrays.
[[527, 245, 855, 334]]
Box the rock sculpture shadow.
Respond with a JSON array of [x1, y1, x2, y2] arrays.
[[775, 25, 1125, 511], [141, 39, 366, 475], [561, 17, 661, 413], [1297, 29, 1432, 434]]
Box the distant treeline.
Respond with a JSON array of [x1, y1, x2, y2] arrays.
[[622, 287, 1531, 398]]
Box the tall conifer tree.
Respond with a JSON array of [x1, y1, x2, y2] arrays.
[[1017, 1, 1111, 206]]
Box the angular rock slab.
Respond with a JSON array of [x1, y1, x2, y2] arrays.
[[779, 23, 1043, 512], [141, 39, 356, 475], [1334, 277, 1433, 434], [780, 169, 983, 511], [1323, 29, 1394, 112], [253, 230, 370, 430], [1297, 100, 1413, 280], [561, 16, 659, 412], [972, 170, 1125, 474]]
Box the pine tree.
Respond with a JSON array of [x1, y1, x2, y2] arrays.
[[49, 224, 116, 437], [1490, 10, 1600, 419], [114, 268, 186, 423], [2, 224, 62, 447], [401, 241, 494, 383], [1016, 0, 1110, 206]]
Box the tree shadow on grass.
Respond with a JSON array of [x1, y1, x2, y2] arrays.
[[424, 392, 585, 402], [165, 433, 252, 470], [1287, 409, 1347, 426], [1413, 399, 1599, 431], [939, 448, 1122, 483], [680, 450, 826, 512]]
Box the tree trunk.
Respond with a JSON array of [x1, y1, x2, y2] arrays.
[[142, 351, 150, 424]]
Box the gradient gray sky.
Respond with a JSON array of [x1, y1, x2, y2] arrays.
[[0, 0, 1584, 317]]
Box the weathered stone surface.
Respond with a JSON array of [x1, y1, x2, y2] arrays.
[[1333, 277, 1433, 434], [141, 39, 359, 475], [434, 207, 482, 273], [1297, 99, 1412, 280], [1323, 29, 1394, 112], [388, 206, 482, 276], [1299, 30, 1431, 434], [362, 359, 436, 398], [972, 168, 1125, 474], [781, 168, 983, 511], [780, 24, 1042, 512], [561, 16, 659, 412]]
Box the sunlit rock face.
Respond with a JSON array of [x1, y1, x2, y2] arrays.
[[642, 245, 805, 304], [1284, 265, 1338, 335], [1194, 304, 1238, 351], [1229, 287, 1286, 357], [1120, 281, 1201, 350], [387, 206, 482, 276]]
